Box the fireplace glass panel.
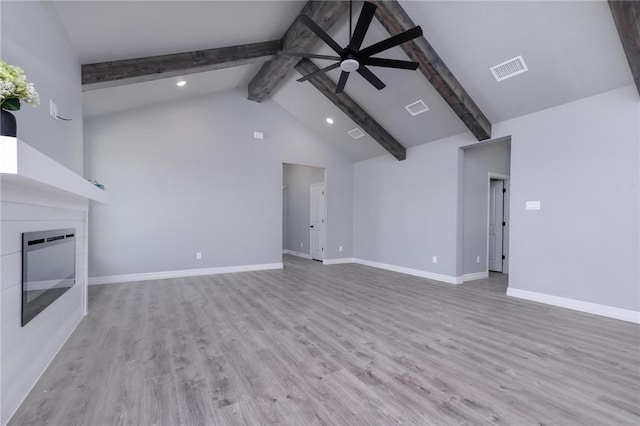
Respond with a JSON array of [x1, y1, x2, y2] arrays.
[[22, 228, 76, 326]]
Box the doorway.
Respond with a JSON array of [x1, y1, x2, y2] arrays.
[[460, 138, 511, 294], [282, 163, 326, 262], [488, 175, 510, 273]]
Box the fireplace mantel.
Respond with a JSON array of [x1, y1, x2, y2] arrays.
[[0, 136, 107, 204]]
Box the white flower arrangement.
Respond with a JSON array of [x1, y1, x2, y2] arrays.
[[0, 60, 39, 111]]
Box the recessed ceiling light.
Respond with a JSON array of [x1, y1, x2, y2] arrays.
[[176, 80, 186, 87], [326, 117, 334, 124]]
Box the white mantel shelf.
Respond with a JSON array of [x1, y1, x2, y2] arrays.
[[0, 136, 107, 204]]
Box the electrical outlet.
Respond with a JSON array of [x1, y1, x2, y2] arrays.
[[196, 252, 202, 260], [476, 256, 480, 263], [300, 242, 303, 248], [432, 256, 437, 264], [339, 246, 343, 252]]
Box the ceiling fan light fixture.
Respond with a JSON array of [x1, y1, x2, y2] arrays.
[[340, 59, 359, 73], [288, 1, 422, 93]]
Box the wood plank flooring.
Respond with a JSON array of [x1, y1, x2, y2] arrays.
[[8, 256, 640, 425]]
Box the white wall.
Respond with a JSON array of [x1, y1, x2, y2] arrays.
[[462, 140, 511, 275], [283, 163, 324, 256], [84, 89, 354, 279], [0, 1, 83, 174], [354, 85, 639, 316]]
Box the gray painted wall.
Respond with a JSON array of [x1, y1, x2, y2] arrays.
[[84, 89, 353, 277], [354, 85, 638, 313], [494, 85, 639, 312], [283, 164, 324, 255], [462, 140, 511, 274], [354, 133, 477, 278], [0, 1, 83, 174]]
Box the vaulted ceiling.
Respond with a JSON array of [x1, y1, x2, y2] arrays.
[[53, 1, 635, 162]]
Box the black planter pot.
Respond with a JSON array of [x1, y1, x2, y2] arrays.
[[1, 109, 17, 137]]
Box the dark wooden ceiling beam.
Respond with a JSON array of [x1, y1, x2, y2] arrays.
[[369, 0, 492, 141], [247, 1, 349, 102], [609, 0, 640, 96], [295, 59, 406, 161], [82, 40, 281, 91]]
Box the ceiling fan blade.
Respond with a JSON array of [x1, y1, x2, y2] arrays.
[[360, 57, 419, 70], [336, 71, 350, 94], [357, 66, 386, 90], [359, 26, 423, 57], [349, 2, 377, 51], [280, 51, 341, 61], [297, 62, 341, 82], [299, 15, 344, 55]]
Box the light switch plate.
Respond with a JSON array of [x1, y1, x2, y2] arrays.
[[49, 99, 57, 119], [525, 201, 541, 210]]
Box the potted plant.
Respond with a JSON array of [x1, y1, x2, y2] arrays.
[[0, 60, 39, 137]]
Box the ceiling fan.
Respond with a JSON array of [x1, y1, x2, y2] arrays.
[[282, 1, 423, 94]]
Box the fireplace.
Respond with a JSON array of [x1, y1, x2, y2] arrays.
[[22, 228, 76, 326]]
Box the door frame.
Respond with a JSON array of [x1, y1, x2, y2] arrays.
[[309, 182, 326, 261], [486, 173, 510, 274]]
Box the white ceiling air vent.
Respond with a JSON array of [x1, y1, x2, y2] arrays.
[[404, 100, 429, 116], [490, 55, 528, 82], [348, 128, 365, 139]]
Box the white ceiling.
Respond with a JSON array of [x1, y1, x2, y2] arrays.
[[53, 1, 633, 162], [53, 1, 306, 63], [399, 0, 632, 123], [82, 64, 263, 118]]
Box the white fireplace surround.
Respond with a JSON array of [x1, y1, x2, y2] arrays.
[[0, 135, 107, 425]]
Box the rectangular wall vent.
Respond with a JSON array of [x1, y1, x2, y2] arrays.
[[348, 128, 365, 139], [404, 100, 429, 116], [490, 55, 528, 82]]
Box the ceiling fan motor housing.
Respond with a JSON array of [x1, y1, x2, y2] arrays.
[[340, 58, 360, 72]]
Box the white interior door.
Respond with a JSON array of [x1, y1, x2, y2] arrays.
[[502, 180, 510, 274], [488, 179, 504, 272], [310, 183, 325, 261], [282, 185, 288, 253]]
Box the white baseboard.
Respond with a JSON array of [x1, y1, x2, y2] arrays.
[[507, 288, 640, 324], [282, 250, 311, 260], [323, 258, 355, 265], [353, 258, 462, 285], [88, 263, 283, 285], [462, 271, 489, 282]]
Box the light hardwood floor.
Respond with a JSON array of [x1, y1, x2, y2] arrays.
[[9, 256, 640, 425]]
